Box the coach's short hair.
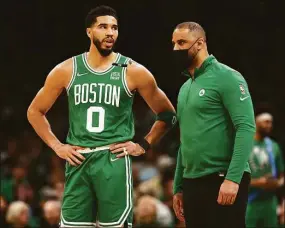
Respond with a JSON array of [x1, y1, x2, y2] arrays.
[[6, 201, 29, 224], [85, 5, 118, 28], [175, 22, 206, 41]]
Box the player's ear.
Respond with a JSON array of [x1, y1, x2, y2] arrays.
[[86, 28, 91, 38]]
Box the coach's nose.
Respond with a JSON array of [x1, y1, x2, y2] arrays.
[[173, 43, 180, 50]]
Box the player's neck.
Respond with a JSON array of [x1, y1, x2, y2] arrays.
[[188, 50, 209, 77], [87, 46, 117, 70]]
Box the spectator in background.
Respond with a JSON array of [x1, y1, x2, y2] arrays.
[[1, 137, 19, 178], [1, 159, 34, 204], [134, 153, 175, 201], [246, 113, 284, 227], [54, 181, 64, 201], [40, 181, 64, 203], [41, 200, 61, 228], [277, 199, 284, 226], [6, 201, 30, 228], [26, 134, 51, 193], [160, 166, 175, 211], [1, 159, 40, 227], [135, 195, 174, 227], [0, 196, 9, 227], [132, 153, 178, 227]]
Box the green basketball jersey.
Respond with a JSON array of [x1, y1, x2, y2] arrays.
[[249, 138, 284, 179], [66, 52, 135, 147], [249, 140, 276, 179], [248, 138, 284, 200]]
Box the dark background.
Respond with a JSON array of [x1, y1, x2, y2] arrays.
[[2, 0, 285, 151]]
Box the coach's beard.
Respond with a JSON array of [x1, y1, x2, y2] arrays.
[[93, 38, 113, 57]]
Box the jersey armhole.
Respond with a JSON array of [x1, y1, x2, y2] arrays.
[[66, 57, 77, 95], [122, 58, 133, 97]]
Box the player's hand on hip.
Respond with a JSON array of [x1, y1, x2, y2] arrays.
[[217, 179, 239, 205], [173, 192, 185, 222], [53, 144, 85, 166], [110, 141, 145, 158]]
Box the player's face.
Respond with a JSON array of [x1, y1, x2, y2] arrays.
[[257, 119, 273, 136], [87, 16, 118, 56]]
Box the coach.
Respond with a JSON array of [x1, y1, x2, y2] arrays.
[[172, 21, 256, 228]]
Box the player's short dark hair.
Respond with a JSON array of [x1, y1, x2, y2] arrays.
[[176, 22, 206, 41], [85, 5, 118, 28]]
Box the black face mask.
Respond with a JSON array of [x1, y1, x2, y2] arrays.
[[173, 38, 200, 71]]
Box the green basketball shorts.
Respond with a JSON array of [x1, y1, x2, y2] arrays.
[[60, 148, 133, 227]]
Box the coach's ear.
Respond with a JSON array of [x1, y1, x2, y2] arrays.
[[86, 28, 91, 38], [196, 38, 205, 51]]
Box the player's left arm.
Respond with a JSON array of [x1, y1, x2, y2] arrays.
[[130, 62, 176, 143], [110, 62, 176, 157], [217, 70, 256, 205]]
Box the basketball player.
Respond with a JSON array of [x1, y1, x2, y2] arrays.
[[246, 113, 284, 227], [27, 5, 176, 228]]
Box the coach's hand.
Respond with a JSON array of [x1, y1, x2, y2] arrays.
[[53, 144, 85, 166], [217, 179, 239, 205], [110, 141, 145, 158], [173, 193, 185, 222]]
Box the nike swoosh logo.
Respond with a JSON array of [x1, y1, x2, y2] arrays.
[[110, 157, 119, 162], [240, 96, 250, 101], [77, 72, 88, 77]]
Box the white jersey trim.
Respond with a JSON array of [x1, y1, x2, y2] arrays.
[[66, 57, 77, 94], [83, 52, 121, 75], [60, 214, 96, 227], [122, 58, 133, 97]]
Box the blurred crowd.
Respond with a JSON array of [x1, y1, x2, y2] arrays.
[[1, 129, 65, 228]]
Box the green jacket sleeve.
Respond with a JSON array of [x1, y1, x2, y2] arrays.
[[173, 146, 184, 194], [219, 70, 256, 184]]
